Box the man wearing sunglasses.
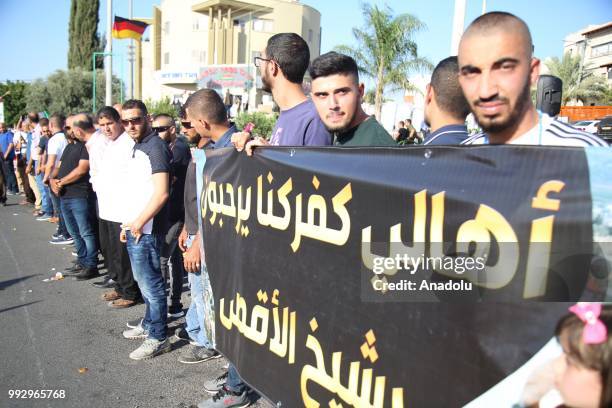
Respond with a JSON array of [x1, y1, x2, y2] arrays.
[[119, 99, 173, 361], [152, 114, 190, 319]]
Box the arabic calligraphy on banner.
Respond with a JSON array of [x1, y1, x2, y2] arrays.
[[202, 146, 610, 406]]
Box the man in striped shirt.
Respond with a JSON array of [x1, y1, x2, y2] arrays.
[[457, 12, 608, 147]]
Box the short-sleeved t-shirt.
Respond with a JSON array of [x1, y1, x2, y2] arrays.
[[47, 132, 67, 165], [269, 99, 331, 146], [334, 117, 397, 146], [124, 131, 172, 234], [57, 141, 91, 198], [183, 159, 199, 235], [0, 131, 15, 160], [38, 136, 49, 154]]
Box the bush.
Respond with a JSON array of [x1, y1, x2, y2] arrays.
[[144, 96, 179, 117], [234, 111, 278, 139]]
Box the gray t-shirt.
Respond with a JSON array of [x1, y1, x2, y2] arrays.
[[183, 159, 198, 235], [269, 99, 331, 146]]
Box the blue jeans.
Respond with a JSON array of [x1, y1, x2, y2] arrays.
[[184, 235, 213, 348], [35, 170, 52, 215], [60, 196, 98, 268], [4, 158, 17, 193], [126, 232, 167, 341], [50, 190, 69, 237], [226, 364, 246, 393]]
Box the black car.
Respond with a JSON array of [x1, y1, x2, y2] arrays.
[[597, 116, 612, 144]]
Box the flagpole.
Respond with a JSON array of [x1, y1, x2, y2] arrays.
[[128, 0, 134, 100], [105, 0, 113, 106], [450, 0, 466, 56]]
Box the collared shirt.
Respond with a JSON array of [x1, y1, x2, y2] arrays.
[[423, 124, 469, 145], [212, 125, 237, 149], [85, 130, 109, 192], [461, 113, 609, 146], [122, 131, 172, 234], [97, 132, 135, 223]]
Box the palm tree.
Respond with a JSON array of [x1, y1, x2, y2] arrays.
[[335, 3, 432, 120], [545, 54, 608, 105]]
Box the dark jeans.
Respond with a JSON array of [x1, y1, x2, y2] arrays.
[[98, 219, 141, 301], [60, 196, 98, 269], [126, 232, 167, 340], [160, 220, 185, 309], [50, 190, 69, 237], [0, 157, 7, 203], [4, 158, 17, 193]]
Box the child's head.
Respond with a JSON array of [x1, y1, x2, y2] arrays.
[[554, 303, 611, 408]]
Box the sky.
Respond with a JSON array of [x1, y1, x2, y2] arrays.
[[0, 0, 610, 83]]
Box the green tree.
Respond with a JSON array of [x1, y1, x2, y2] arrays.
[[25, 69, 121, 114], [145, 97, 179, 117], [234, 111, 278, 139], [68, 0, 103, 70], [335, 3, 432, 120], [0, 81, 30, 126], [545, 53, 608, 105]]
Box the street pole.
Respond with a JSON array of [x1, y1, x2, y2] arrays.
[[128, 0, 134, 100], [450, 0, 466, 56], [105, 0, 113, 106], [482, 0, 487, 15]]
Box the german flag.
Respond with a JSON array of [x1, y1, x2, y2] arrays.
[[112, 16, 149, 40]]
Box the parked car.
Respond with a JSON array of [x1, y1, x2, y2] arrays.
[[597, 116, 612, 144], [572, 120, 600, 133]]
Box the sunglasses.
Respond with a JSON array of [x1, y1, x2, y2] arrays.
[[152, 125, 172, 133], [181, 121, 193, 129], [121, 116, 144, 126], [64, 126, 71, 130]]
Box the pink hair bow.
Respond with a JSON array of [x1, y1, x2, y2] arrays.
[[569, 303, 607, 345]]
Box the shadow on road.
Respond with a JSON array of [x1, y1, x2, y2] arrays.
[[0, 300, 42, 314], [0, 274, 39, 290]]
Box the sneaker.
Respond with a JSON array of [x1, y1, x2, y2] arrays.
[[168, 305, 184, 318], [71, 252, 77, 257], [36, 214, 51, 221], [129, 338, 171, 360], [92, 277, 116, 289], [63, 264, 84, 276], [197, 386, 249, 408], [51, 232, 61, 239], [49, 235, 73, 245], [123, 325, 148, 339], [203, 371, 229, 394], [178, 345, 219, 364], [173, 327, 198, 345], [126, 317, 143, 329]]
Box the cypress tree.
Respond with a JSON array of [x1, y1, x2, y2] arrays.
[[67, 0, 102, 70]]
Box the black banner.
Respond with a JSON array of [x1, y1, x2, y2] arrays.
[[202, 146, 610, 406]]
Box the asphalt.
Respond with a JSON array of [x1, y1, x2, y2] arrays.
[[0, 194, 270, 408]]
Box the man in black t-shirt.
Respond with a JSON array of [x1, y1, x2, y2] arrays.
[[50, 116, 99, 280], [152, 113, 190, 318]]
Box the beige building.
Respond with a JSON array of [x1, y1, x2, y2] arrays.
[[138, 0, 322, 110], [564, 21, 612, 85]]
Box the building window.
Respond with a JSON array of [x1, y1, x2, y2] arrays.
[[252, 18, 273, 32], [192, 50, 207, 64], [193, 16, 208, 31], [591, 42, 612, 58], [164, 21, 170, 35], [308, 29, 313, 43], [608, 67, 612, 80], [164, 52, 170, 65]]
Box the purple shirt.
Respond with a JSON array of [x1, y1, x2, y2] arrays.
[[269, 99, 331, 146]]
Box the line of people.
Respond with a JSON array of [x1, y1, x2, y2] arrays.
[[0, 11, 608, 408]]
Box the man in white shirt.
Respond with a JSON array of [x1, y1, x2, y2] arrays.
[[458, 12, 608, 147], [93, 106, 142, 308], [44, 114, 72, 244]]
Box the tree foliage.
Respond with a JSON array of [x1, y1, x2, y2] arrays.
[[68, 0, 104, 70], [335, 3, 432, 119], [545, 54, 608, 105], [0, 81, 30, 126], [235, 111, 278, 139], [144, 97, 179, 117], [25, 69, 121, 115]]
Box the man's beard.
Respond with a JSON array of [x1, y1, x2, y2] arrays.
[[475, 77, 531, 134], [261, 73, 272, 93], [324, 111, 355, 134]]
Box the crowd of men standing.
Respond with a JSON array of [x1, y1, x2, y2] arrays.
[[0, 10, 608, 408]]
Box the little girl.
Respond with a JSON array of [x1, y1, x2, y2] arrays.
[[553, 303, 611, 408]]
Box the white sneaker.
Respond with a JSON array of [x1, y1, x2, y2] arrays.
[[122, 325, 148, 339], [129, 338, 171, 360]]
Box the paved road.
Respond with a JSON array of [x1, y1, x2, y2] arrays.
[[0, 195, 268, 408]]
